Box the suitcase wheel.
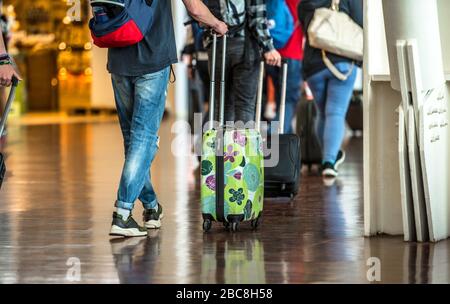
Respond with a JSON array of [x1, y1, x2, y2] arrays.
[[251, 218, 260, 230], [230, 222, 239, 232], [203, 219, 212, 232]]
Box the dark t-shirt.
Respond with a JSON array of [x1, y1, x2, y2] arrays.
[[107, 0, 178, 76]]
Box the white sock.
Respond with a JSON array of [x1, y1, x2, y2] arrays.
[[116, 207, 131, 220]]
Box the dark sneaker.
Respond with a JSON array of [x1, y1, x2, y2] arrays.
[[322, 162, 338, 178], [334, 150, 346, 171], [143, 203, 164, 229], [110, 212, 148, 237]]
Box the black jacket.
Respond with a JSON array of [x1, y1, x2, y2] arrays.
[[298, 0, 363, 79]]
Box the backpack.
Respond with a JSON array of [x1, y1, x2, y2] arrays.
[[266, 0, 295, 49], [89, 0, 158, 48]]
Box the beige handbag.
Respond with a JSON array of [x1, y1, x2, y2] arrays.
[[308, 0, 363, 80]]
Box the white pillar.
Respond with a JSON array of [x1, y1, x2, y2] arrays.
[[382, 0, 445, 92]]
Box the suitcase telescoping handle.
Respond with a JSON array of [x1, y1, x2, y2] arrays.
[[255, 61, 265, 132], [208, 34, 217, 127], [208, 34, 268, 131], [218, 34, 227, 126], [0, 76, 19, 136], [255, 60, 288, 133], [279, 59, 288, 135], [208, 33, 228, 128]]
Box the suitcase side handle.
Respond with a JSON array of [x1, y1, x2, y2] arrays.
[[0, 76, 20, 136]]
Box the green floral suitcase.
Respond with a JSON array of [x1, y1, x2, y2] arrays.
[[201, 128, 264, 231], [201, 34, 264, 232]]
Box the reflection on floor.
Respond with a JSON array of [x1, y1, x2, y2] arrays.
[[0, 118, 449, 283]]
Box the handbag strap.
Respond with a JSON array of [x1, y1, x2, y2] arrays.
[[321, 50, 354, 81]]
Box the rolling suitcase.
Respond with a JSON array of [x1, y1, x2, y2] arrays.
[[264, 61, 302, 198], [0, 77, 19, 190], [201, 34, 264, 232], [296, 89, 322, 170]]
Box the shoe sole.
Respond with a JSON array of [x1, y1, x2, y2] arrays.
[[334, 151, 346, 171], [110, 225, 148, 237], [144, 213, 164, 229], [322, 168, 338, 178]]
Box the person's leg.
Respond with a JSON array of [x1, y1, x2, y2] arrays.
[[116, 67, 170, 215], [113, 77, 134, 150], [208, 39, 234, 125], [284, 59, 303, 134], [322, 62, 357, 164], [306, 69, 328, 147], [111, 74, 135, 220], [197, 60, 210, 127], [113, 74, 161, 217], [233, 54, 260, 124], [274, 59, 303, 134], [138, 170, 157, 208], [110, 74, 147, 237], [197, 59, 210, 107], [223, 62, 234, 125]]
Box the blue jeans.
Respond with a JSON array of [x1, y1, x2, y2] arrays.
[[306, 62, 357, 164], [267, 59, 303, 134], [111, 67, 170, 211]]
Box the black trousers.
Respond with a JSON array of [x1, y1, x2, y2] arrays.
[[208, 37, 260, 125]]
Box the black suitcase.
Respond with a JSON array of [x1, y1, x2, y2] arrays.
[[296, 93, 322, 170], [264, 61, 302, 198], [0, 77, 19, 190]]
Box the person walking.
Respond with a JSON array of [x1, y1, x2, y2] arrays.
[[298, 0, 363, 178], [204, 0, 282, 125], [266, 0, 304, 134], [107, 0, 228, 237]]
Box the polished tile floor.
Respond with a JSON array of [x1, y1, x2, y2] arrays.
[[1, 118, 450, 284]]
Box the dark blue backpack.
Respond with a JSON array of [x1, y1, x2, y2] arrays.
[[89, 0, 158, 48], [266, 0, 295, 49]]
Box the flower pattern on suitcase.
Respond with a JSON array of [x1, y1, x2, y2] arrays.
[[201, 129, 264, 223]]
